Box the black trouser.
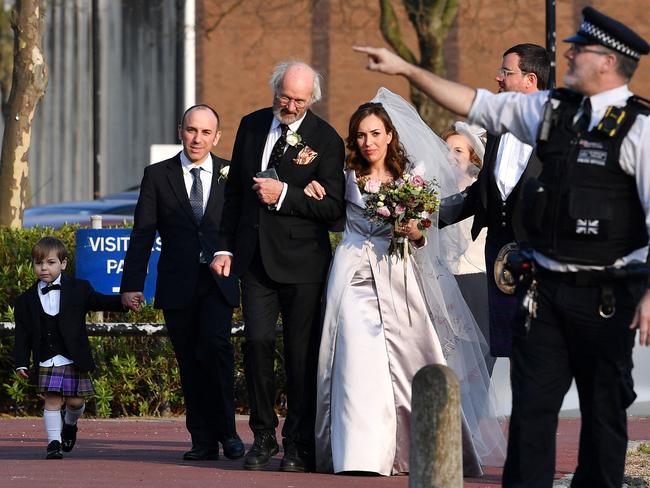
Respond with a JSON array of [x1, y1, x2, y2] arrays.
[[502, 272, 641, 488], [240, 250, 323, 455], [163, 265, 236, 449]]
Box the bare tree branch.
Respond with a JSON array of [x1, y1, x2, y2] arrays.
[[378, 0, 459, 131], [203, 0, 245, 35], [379, 0, 416, 64]]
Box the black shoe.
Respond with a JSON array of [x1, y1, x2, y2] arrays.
[[279, 441, 308, 473], [221, 434, 245, 460], [61, 422, 78, 452], [46, 440, 63, 460], [182, 446, 219, 461], [243, 432, 279, 470]]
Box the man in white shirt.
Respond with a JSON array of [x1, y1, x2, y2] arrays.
[[441, 44, 550, 362], [355, 6, 650, 488]]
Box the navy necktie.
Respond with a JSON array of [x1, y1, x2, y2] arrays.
[[189, 167, 204, 223], [574, 98, 592, 133], [268, 124, 289, 169], [41, 283, 61, 295]]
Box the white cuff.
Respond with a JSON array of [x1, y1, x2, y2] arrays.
[[271, 183, 289, 211]]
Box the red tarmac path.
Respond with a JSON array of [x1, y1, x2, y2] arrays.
[[1, 416, 649, 488]]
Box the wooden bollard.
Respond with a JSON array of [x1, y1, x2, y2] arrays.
[[409, 364, 462, 488]]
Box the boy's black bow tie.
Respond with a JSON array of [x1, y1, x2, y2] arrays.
[[41, 284, 61, 295]]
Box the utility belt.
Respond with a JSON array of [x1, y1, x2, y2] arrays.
[[535, 263, 649, 286], [536, 264, 648, 319], [503, 249, 648, 325], [503, 246, 648, 286]]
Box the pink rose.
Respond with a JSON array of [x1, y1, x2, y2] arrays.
[[376, 206, 391, 218], [411, 175, 425, 187], [395, 203, 406, 215], [364, 178, 381, 194]]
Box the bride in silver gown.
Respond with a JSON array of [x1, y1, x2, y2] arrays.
[[308, 89, 506, 476]]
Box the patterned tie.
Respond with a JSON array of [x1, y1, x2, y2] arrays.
[[574, 98, 592, 133], [189, 167, 203, 223], [267, 123, 289, 169], [41, 283, 61, 295]]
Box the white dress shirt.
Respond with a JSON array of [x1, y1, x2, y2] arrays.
[[214, 114, 308, 258], [37, 275, 73, 367], [469, 84, 650, 271], [494, 132, 533, 200], [262, 114, 307, 209]]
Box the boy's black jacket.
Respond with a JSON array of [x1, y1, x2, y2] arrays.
[[14, 275, 123, 375]]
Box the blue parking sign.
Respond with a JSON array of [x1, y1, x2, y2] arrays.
[[75, 229, 161, 302]]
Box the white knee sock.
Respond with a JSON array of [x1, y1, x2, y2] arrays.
[[64, 403, 85, 426], [44, 409, 62, 443]]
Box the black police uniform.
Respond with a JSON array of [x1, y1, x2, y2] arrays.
[[499, 6, 650, 488], [504, 91, 649, 488]]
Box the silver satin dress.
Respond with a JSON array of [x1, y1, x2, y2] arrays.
[[315, 173, 483, 475]]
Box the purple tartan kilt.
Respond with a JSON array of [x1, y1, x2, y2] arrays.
[[38, 364, 95, 397], [485, 237, 522, 358]]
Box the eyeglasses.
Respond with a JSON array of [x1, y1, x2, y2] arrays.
[[568, 44, 611, 56], [496, 67, 528, 78], [276, 95, 308, 109]]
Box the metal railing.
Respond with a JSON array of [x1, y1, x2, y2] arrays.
[[0, 321, 249, 337]]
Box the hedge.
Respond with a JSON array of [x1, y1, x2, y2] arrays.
[[0, 225, 292, 418]]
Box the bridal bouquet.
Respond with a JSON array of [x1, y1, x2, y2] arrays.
[[359, 172, 440, 259]]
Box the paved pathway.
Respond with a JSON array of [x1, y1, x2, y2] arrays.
[[1, 416, 649, 487]]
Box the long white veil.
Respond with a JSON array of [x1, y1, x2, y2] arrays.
[[372, 87, 506, 466]]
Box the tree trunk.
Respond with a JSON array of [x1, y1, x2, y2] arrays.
[[410, 86, 454, 133], [0, 0, 48, 227], [379, 0, 457, 133], [0, 0, 15, 119]]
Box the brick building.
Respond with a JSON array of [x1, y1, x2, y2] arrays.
[[196, 0, 649, 158]]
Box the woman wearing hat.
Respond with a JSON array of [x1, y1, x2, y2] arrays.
[[440, 123, 494, 373]]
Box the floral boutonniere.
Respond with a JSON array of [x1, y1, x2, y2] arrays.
[[286, 130, 303, 148], [218, 165, 230, 183]]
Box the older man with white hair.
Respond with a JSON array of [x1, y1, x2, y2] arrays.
[[212, 61, 345, 472]]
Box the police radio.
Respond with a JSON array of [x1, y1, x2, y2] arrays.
[[537, 100, 555, 142]]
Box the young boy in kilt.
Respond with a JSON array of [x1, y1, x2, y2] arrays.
[[13, 236, 125, 459]]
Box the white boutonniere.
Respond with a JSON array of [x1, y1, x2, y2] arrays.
[[218, 165, 230, 182], [286, 130, 303, 148]]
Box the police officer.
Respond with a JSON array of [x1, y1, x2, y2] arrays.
[[354, 6, 650, 488]]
